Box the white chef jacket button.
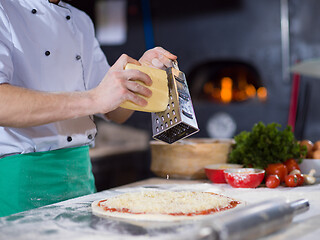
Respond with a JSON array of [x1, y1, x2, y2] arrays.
[[88, 134, 93, 140], [76, 55, 81, 60], [45, 51, 51, 56], [67, 136, 72, 142], [31, 9, 37, 14], [66, 15, 71, 20]]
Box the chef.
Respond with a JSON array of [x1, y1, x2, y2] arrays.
[[0, 0, 177, 217]]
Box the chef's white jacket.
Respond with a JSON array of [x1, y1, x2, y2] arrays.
[[0, 0, 110, 157]]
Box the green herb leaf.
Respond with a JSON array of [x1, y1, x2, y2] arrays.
[[228, 122, 307, 169]]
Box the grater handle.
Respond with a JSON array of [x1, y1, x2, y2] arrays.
[[172, 60, 180, 70]]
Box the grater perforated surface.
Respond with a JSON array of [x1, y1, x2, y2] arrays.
[[151, 62, 199, 144]]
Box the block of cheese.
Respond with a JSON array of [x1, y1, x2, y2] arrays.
[[120, 63, 169, 113]]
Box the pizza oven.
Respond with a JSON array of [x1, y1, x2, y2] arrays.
[[185, 60, 268, 139], [183, 60, 268, 139], [188, 61, 267, 104]]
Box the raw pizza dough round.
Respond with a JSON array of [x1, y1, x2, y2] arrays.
[[91, 190, 242, 222]]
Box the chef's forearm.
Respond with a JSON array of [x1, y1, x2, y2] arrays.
[[104, 108, 134, 124], [0, 84, 96, 128]]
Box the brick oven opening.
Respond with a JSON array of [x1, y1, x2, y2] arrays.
[[188, 61, 267, 103]]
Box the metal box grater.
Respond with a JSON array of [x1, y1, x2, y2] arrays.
[[151, 61, 199, 144]]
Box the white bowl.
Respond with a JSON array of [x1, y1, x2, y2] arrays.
[[299, 159, 320, 177]]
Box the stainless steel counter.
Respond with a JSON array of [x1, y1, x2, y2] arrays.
[[1, 178, 320, 240]]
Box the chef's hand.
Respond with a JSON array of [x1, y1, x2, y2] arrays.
[[91, 54, 152, 115], [139, 47, 177, 69]]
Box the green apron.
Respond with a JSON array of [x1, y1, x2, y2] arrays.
[[0, 146, 96, 217]]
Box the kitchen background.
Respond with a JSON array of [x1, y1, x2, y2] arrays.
[[69, 0, 320, 190]]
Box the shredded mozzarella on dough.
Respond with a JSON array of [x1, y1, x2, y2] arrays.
[[99, 191, 232, 214]]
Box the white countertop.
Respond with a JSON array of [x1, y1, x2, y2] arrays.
[[0, 178, 319, 240]]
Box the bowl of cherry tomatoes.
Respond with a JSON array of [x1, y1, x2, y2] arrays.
[[224, 168, 265, 188]]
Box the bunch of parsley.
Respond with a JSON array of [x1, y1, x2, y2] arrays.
[[228, 122, 307, 169]]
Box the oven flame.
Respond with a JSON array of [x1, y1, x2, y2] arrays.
[[257, 87, 267, 101], [202, 77, 267, 103], [221, 77, 233, 103]]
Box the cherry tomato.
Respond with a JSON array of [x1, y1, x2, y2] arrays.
[[265, 175, 280, 188], [285, 174, 298, 187], [284, 158, 300, 173], [265, 163, 288, 183], [296, 174, 304, 186]]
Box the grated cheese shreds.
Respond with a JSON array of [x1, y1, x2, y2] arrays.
[[98, 191, 232, 214]]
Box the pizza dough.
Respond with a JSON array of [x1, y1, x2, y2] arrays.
[[91, 190, 241, 221]]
